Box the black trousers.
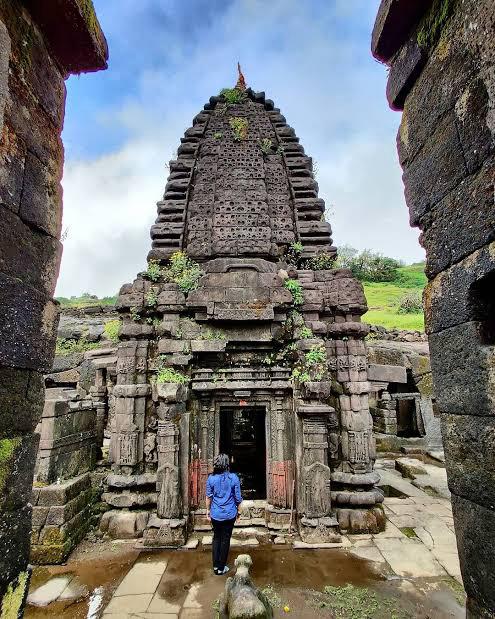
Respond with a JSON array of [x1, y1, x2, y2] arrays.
[[211, 517, 236, 570]]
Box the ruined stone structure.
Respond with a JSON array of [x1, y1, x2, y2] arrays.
[[372, 0, 495, 616], [101, 75, 384, 546], [367, 339, 440, 449], [0, 0, 107, 611]]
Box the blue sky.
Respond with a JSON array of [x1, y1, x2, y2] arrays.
[[57, 0, 424, 297]]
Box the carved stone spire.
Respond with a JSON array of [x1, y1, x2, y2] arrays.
[[236, 62, 246, 90]]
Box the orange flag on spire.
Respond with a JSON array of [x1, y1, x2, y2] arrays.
[[236, 62, 246, 90]]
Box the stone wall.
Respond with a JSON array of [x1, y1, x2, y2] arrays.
[[372, 1, 495, 616], [0, 0, 107, 611]]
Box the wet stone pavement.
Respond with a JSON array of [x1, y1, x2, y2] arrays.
[[26, 461, 465, 618]]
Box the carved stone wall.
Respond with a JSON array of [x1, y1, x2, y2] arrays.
[[372, 0, 495, 615], [0, 0, 107, 609]]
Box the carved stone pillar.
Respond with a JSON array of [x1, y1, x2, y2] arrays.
[[110, 341, 148, 474], [143, 382, 187, 547], [296, 404, 340, 543], [330, 338, 385, 533], [90, 369, 107, 456], [156, 421, 182, 519], [268, 393, 294, 509]]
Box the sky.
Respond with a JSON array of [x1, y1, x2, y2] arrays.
[[57, 0, 424, 298]]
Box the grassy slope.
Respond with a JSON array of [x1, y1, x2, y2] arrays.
[[362, 263, 427, 331]]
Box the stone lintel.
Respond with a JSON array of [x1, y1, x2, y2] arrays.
[[24, 0, 108, 75], [371, 0, 432, 62], [296, 404, 335, 417], [192, 380, 291, 392], [368, 363, 407, 384]]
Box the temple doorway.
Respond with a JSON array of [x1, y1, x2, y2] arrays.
[[219, 406, 266, 500]]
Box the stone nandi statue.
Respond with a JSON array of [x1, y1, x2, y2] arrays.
[[219, 554, 273, 619]]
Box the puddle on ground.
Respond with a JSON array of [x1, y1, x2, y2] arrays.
[[25, 542, 464, 619], [25, 543, 139, 618]]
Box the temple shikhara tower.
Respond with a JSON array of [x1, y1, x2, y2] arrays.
[[107, 70, 384, 545]]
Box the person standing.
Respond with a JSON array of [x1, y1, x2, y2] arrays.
[[206, 453, 243, 575]]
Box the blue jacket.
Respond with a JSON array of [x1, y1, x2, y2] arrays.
[[206, 472, 242, 521]]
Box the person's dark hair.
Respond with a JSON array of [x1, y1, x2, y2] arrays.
[[213, 453, 229, 474]]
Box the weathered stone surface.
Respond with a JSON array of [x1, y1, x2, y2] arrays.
[[442, 414, 495, 510], [429, 322, 494, 417], [0, 274, 59, 372], [403, 113, 468, 226], [219, 554, 273, 619], [424, 241, 495, 333], [386, 38, 426, 110], [0, 206, 62, 297], [420, 160, 495, 278], [0, 366, 44, 437], [371, 0, 431, 62], [100, 510, 149, 539], [452, 494, 495, 614], [368, 364, 406, 384], [395, 457, 427, 479]]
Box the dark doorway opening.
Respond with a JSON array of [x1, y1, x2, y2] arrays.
[[219, 407, 266, 500], [396, 398, 419, 437]]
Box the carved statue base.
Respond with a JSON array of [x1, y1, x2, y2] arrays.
[[143, 516, 187, 548], [299, 516, 341, 544]]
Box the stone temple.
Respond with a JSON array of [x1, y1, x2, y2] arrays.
[[99, 71, 385, 546]]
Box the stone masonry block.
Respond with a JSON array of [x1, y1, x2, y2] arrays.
[[424, 241, 495, 334], [0, 274, 59, 373], [420, 158, 495, 278], [20, 151, 63, 238], [451, 494, 495, 614], [367, 364, 407, 384], [0, 366, 44, 437], [442, 414, 495, 511], [0, 205, 62, 297], [0, 504, 32, 587], [0, 433, 39, 512], [403, 113, 468, 226], [429, 322, 495, 417], [371, 0, 430, 62], [35, 473, 91, 507]]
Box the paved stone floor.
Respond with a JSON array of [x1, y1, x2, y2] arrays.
[[26, 457, 464, 618]]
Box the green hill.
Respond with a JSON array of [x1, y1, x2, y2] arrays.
[[362, 263, 427, 331]]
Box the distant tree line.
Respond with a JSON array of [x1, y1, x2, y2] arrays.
[[336, 245, 403, 282]]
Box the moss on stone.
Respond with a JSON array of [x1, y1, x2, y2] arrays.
[[417, 0, 456, 50], [1, 571, 29, 619], [0, 437, 21, 497]]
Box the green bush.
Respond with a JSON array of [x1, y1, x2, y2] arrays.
[[146, 259, 162, 282], [219, 87, 246, 104], [336, 246, 401, 282], [229, 117, 249, 141], [259, 138, 273, 155], [299, 326, 313, 339], [292, 344, 327, 383], [285, 242, 303, 266], [55, 338, 100, 356], [155, 366, 189, 384], [103, 320, 120, 343], [304, 252, 336, 270], [397, 291, 423, 314], [284, 279, 304, 306], [163, 251, 203, 293], [145, 287, 159, 307]]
